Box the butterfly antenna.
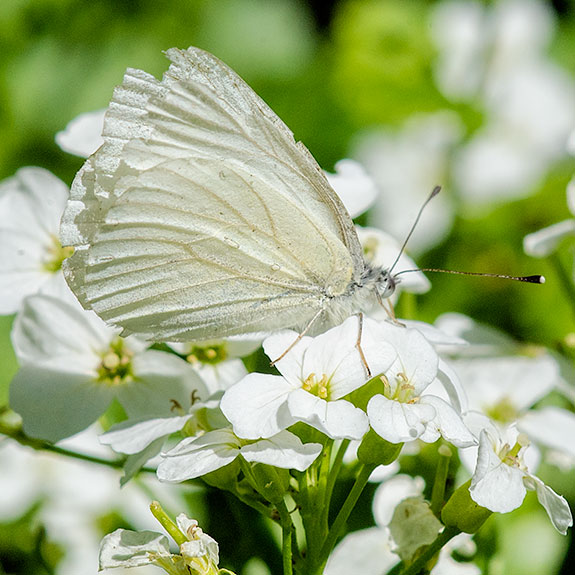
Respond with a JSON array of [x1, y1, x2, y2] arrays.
[[388, 185, 441, 275], [395, 268, 545, 284]]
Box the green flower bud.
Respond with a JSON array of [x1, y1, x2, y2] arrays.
[[441, 479, 492, 533], [357, 428, 403, 465]]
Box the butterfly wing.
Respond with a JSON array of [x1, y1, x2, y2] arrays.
[[61, 47, 364, 341]]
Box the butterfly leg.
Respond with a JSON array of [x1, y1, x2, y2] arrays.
[[269, 307, 325, 366], [381, 298, 405, 327], [355, 313, 372, 379]]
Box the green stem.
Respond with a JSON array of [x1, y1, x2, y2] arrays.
[[325, 439, 349, 507], [150, 501, 188, 546], [387, 526, 460, 575], [277, 500, 294, 575], [0, 424, 157, 472], [318, 464, 376, 567], [430, 445, 452, 517]]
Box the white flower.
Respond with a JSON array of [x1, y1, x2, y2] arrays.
[[432, 0, 575, 209], [99, 514, 219, 575], [9, 295, 207, 442], [524, 181, 575, 257], [352, 112, 462, 254], [448, 354, 559, 421], [56, 109, 106, 158], [169, 336, 261, 394], [220, 316, 396, 441], [325, 474, 479, 575], [367, 323, 475, 447], [324, 159, 378, 218], [157, 428, 322, 482], [465, 413, 572, 534], [0, 167, 73, 313]]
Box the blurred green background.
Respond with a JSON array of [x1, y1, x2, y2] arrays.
[[0, 0, 574, 574]]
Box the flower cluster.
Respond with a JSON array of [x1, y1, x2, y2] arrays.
[[2, 30, 574, 575]]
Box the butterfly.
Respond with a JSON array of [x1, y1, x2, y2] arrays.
[[60, 47, 405, 343]]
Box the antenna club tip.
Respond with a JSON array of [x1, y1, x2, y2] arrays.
[[539, 275, 546, 284]]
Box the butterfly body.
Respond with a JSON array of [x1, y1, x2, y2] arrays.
[[61, 47, 398, 342]]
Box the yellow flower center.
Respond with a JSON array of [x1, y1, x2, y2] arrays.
[[186, 343, 227, 365], [382, 372, 416, 403], [97, 338, 134, 386], [302, 372, 330, 399], [43, 235, 74, 273], [486, 396, 518, 424]]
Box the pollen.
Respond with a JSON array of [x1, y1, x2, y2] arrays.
[[42, 235, 74, 273], [97, 337, 134, 385], [302, 372, 330, 399]]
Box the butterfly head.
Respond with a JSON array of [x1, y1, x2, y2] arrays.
[[360, 264, 398, 301]]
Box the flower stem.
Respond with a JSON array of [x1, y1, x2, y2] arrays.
[[318, 464, 376, 569], [0, 422, 152, 471], [387, 526, 460, 575], [431, 444, 452, 517], [149, 500, 187, 546], [277, 500, 294, 575]]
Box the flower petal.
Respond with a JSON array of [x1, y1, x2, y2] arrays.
[[240, 430, 322, 471], [368, 395, 435, 444], [325, 159, 378, 219], [99, 528, 170, 569], [10, 365, 113, 442], [157, 429, 240, 482], [469, 430, 526, 513], [220, 373, 294, 439], [56, 110, 106, 158], [118, 350, 208, 419], [420, 395, 475, 447], [524, 219, 575, 257], [100, 415, 192, 454], [523, 474, 573, 535], [287, 389, 369, 440]]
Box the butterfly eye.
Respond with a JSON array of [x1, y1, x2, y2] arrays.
[[377, 272, 397, 299]]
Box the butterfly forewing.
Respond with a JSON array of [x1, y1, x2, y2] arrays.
[[61, 47, 364, 341]]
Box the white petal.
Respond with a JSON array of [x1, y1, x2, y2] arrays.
[[118, 350, 208, 419], [373, 475, 425, 527], [436, 359, 467, 413], [240, 430, 322, 471], [157, 430, 240, 482], [99, 528, 170, 569], [56, 109, 106, 157], [419, 395, 475, 447], [523, 474, 573, 535], [469, 430, 526, 513], [523, 219, 575, 257], [9, 365, 114, 442], [325, 159, 378, 219], [519, 406, 575, 459], [100, 415, 192, 454], [262, 330, 311, 385], [11, 295, 112, 368], [220, 373, 294, 439], [287, 389, 369, 440], [368, 395, 435, 444], [381, 325, 439, 395], [304, 316, 395, 399], [0, 167, 68, 237], [324, 526, 398, 575], [450, 355, 559, 414], [193, 358, 248, 394]]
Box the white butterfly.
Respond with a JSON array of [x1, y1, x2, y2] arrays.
[[60, 47, 398, 342]]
